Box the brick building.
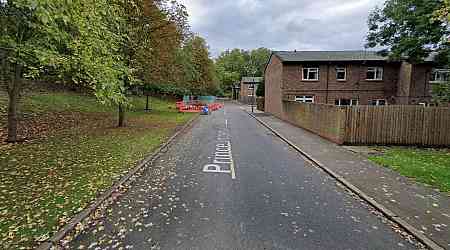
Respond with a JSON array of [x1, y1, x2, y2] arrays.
[[240, 77, 263, 104], [265, 51, 447, 116]]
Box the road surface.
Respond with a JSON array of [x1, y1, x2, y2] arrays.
[[70, 102, 419, 250]]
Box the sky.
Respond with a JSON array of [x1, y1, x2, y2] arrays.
[[179, 0, 386, 58]]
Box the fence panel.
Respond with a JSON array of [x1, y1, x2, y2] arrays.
[[282, 102, 346, 144], [279, 102, 449, 146], [343, 105, 450, 146], [283, 101, 450, 146]]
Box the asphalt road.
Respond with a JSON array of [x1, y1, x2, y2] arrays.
[[70, 102, 419, 250]]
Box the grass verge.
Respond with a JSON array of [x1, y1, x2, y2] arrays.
[[0, 91, 195, 249], [368, 147, 450, 193]]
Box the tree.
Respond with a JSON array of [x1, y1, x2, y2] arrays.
[[140, 0, 185, 87], [0, 0, 132, 141], [68, 0, 129, 126], [183, 36, 218, 95], [136, 0, 194, 105], [215, 48, 270, 94], [435, 0, 450, 21], [215, 49, 247, 92], [247, 48, 271, 77], [1, 0, 213, 141], [433, 0, 450, 104], [431, 82, 450, 105], [366, 0, 449, 62], [215, 65, 240, 91], [1, 1, 73, 142]]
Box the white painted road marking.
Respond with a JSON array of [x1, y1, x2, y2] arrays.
[[202, 104, 236, 179], [202, 164, 231, 174], [203, 129, 236, 179]]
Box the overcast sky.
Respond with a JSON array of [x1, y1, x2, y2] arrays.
[[179, 0, 386, 57]]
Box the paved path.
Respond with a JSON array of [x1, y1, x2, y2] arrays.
[[70, 102, 420, 250]]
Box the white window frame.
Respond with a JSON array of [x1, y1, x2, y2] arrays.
[[369, 99, 387, 106], [366, 67, 383, 81], [430, 69, 450, 83], [302, 67, 319, 81], [248, 91, 254, 97], [295, 95, 315, 103], [335, 99, 359, 106], [351, 99, 359, 106], [336, 67, 347, 81]]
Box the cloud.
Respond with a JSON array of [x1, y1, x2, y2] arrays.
[[179, 0, 386, 57]]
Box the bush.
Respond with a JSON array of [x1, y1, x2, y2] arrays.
[[256, 79, 265, 97]]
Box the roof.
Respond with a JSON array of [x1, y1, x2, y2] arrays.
[[241, 77, 263, 83], [273, 51, 389, 62]]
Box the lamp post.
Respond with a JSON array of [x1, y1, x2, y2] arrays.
[[143, 87, 151, 112], [251, 83, 256, 113]]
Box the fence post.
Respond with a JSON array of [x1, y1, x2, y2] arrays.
[[337, 106, 347, 145]]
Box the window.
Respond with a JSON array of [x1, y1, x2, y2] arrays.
[[369, 99, 387, 106], [335, 99, 359, 106], [302, 68, 319, 81], [248, 92, 254, 97], [248, 84, 255, 90], [430, 69, 450, 83], [336, 67, 347, 81], [295, 96, 314, 103], [366, 67, 383, 80]]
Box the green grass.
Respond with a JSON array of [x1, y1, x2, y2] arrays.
[[24, 93, 114, 113], [0, 91, 195, 249], [368, 147, 450, 193]]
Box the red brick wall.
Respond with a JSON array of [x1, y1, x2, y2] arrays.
[[240, 83, 256, 104], [265, 58, 438, 120], [410, 64, 433, 104], [396, 62, 433, 105], [281, 62, 400, 105], [265, 55, 284, 117]]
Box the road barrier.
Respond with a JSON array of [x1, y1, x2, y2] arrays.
[[176, 101, 223, 113]]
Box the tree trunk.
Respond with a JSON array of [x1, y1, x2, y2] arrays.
[[118, 104, 125, 127], [7, 64, 22, 143]]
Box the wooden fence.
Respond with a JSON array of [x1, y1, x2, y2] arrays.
[[344, 106, 450, 146], [281, 101, 450, 146], [282, 102, 346, 144]]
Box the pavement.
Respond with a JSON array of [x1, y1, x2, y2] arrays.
[[69, 102, 425, 250], [244, 106, 450, 249]]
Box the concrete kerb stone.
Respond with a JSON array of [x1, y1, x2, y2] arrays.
[[246, 111, 445, 250], [36, 114, 200, 250]]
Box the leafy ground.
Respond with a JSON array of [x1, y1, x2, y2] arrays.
[[369, 147, 450, 193], [0, 91, 195, 249]]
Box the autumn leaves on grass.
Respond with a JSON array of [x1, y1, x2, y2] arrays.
[[0, 92, 194, 249]]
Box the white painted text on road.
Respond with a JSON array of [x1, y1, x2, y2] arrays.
[[203, 130, 236, 179]]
